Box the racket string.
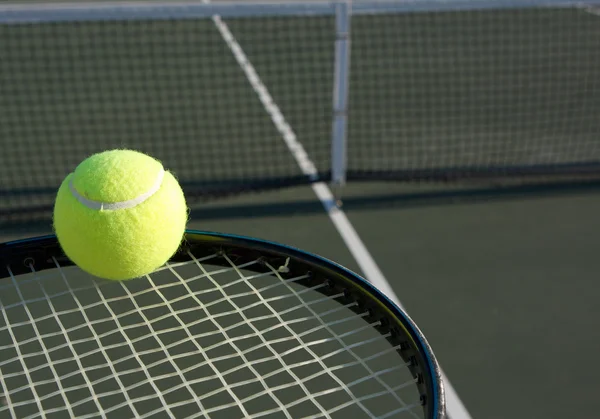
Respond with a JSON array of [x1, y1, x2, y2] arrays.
[[261, 260, 422, 419], [0, 249, 428, 418], [82, 265, 176, 419], [194, 252, 330, 419], [123, 269, 209, 418], [0, 270, 316, 351], [228, 254, 392, 418], [4, 263, 118, 418]]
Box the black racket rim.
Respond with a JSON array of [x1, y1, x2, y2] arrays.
[[0, 229, 446, 418]]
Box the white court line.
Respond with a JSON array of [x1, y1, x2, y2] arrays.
[[205, 2, 471, 418]]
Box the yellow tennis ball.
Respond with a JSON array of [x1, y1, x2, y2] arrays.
[[53, 149, 188, 280]]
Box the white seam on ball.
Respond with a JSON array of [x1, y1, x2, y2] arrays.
[[69, 168, 165, 211]]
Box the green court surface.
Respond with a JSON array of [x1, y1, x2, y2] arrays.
[[2, 2, 600, 418]]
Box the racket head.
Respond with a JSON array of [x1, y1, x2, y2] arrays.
[[0, 230, 445, 418]]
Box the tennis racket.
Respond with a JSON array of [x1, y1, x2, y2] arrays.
[[0, 230, 445, 418]]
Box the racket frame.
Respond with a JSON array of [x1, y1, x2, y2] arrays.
[[0, 230, 446, 418]]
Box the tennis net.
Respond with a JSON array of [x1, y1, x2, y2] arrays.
[[1, 0, 600, 226], [347, 1, 600, 181]]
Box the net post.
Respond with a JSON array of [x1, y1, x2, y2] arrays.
[[331, 0, 351, 207]]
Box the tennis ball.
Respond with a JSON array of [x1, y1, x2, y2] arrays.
[[53, 149, 188, 281]]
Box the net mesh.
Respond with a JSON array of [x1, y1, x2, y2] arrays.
[[0, 11, 334, 224], [0, 249, 422, 418], [1, 1, 600, 226], [347, 5, 600, 179]]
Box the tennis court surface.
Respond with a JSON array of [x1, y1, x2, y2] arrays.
[[2, 1, 600, 418]]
